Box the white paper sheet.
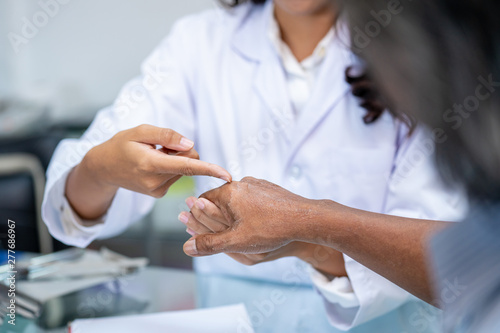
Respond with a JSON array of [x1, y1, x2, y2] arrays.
[[70, 304, 255, 333]]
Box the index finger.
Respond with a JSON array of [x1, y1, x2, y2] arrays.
[[132, 125, 195, 152], [154, 155, 232, 182]]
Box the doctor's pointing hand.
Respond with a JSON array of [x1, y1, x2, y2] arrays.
[[65, 124, 232, 221]]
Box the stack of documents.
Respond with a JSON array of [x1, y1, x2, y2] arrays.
[[0, 283, 43, 322], [0, 248, 148, 322], [69, 304, 255, 333], [15, 248, 148, 304]]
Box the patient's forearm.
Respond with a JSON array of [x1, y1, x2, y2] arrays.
[[298, 200, 449, 304], [190, 178, 448, 304]]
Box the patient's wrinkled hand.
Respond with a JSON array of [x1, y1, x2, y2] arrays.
[[178, 196, 230, 236], [227, 243, 348, 278], [181, 177, 326, 257], [180, 192, 347, 278]]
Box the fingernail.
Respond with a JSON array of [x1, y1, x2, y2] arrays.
[[222, 176, 231, 183], [195, 199, 205, 210], [186, 228, 196, 236], [185, 197, 195, 209], [178, 212, 189, 224], [185, 239, 198, 256], [180, 138, 194, 149]]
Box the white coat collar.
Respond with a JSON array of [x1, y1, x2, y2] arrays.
[[267, 3, 334, 78], [229, 1, 357, 161], [230, 0, 274, 62]]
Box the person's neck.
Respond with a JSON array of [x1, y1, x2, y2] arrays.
[[275, 4, 336, 62]]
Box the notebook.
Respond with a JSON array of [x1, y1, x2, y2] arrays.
[[69, 303, 254, 333]]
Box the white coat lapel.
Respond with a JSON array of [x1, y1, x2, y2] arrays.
[[253, 45, 295, 143], [285, 38, 353, 166], [230, 2, 294, 144]]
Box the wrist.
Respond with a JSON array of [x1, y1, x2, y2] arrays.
[[283, 198, 316, 242], [290, 199, 336, 243], [291, 199, 354, 252], [64, 145, 120, 222], [80, 147, 119, 195]]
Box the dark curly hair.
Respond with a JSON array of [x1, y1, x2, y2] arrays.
[[345, 67, 387, 125], [345, 67, 415, 130]]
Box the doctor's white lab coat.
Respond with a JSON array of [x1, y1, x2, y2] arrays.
[[42, 2, 466, 332]]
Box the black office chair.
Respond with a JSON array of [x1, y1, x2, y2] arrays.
[[0, 133, 68, 253]]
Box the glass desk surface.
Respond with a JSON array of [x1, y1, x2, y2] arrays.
[[2, 265, 337, 333], [1, 267, 196, 333]]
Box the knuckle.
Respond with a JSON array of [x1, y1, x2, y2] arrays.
[[191, 207, 203, 220], [241, 176, 256, 182], [214, 224, 228, 233], [186, 214, 204, 231], [187, 224, 200, 233], [221, 182, 234, 193], [136, 124, 150, 135], [137, 159, 153, 173], [196, 237, 209, 253], [160, 128, 174, 144], [184, 219, 196, 230], [205, 203, 221, 216], [142, 178, 159, 192], [112, 130, 124, 141], [181, 158, 195, 176], [199, 236, 217, 253], [199, 189, 214, 200], [205, 209, 218, 221]]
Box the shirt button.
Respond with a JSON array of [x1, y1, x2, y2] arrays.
[[317, 46, 326, 58], [290, 165, 302, 180]]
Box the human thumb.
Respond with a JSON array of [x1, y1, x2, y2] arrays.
[[183, 231, 232, 257]]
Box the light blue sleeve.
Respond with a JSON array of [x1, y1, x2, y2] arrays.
[[430, 203, 500, 333]]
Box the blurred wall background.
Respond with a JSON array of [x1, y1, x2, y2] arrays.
[[1, 0, 214, 121], [0, 2, 12, 95]]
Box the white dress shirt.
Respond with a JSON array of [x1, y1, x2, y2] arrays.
[[267, 8, 333, 115]]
